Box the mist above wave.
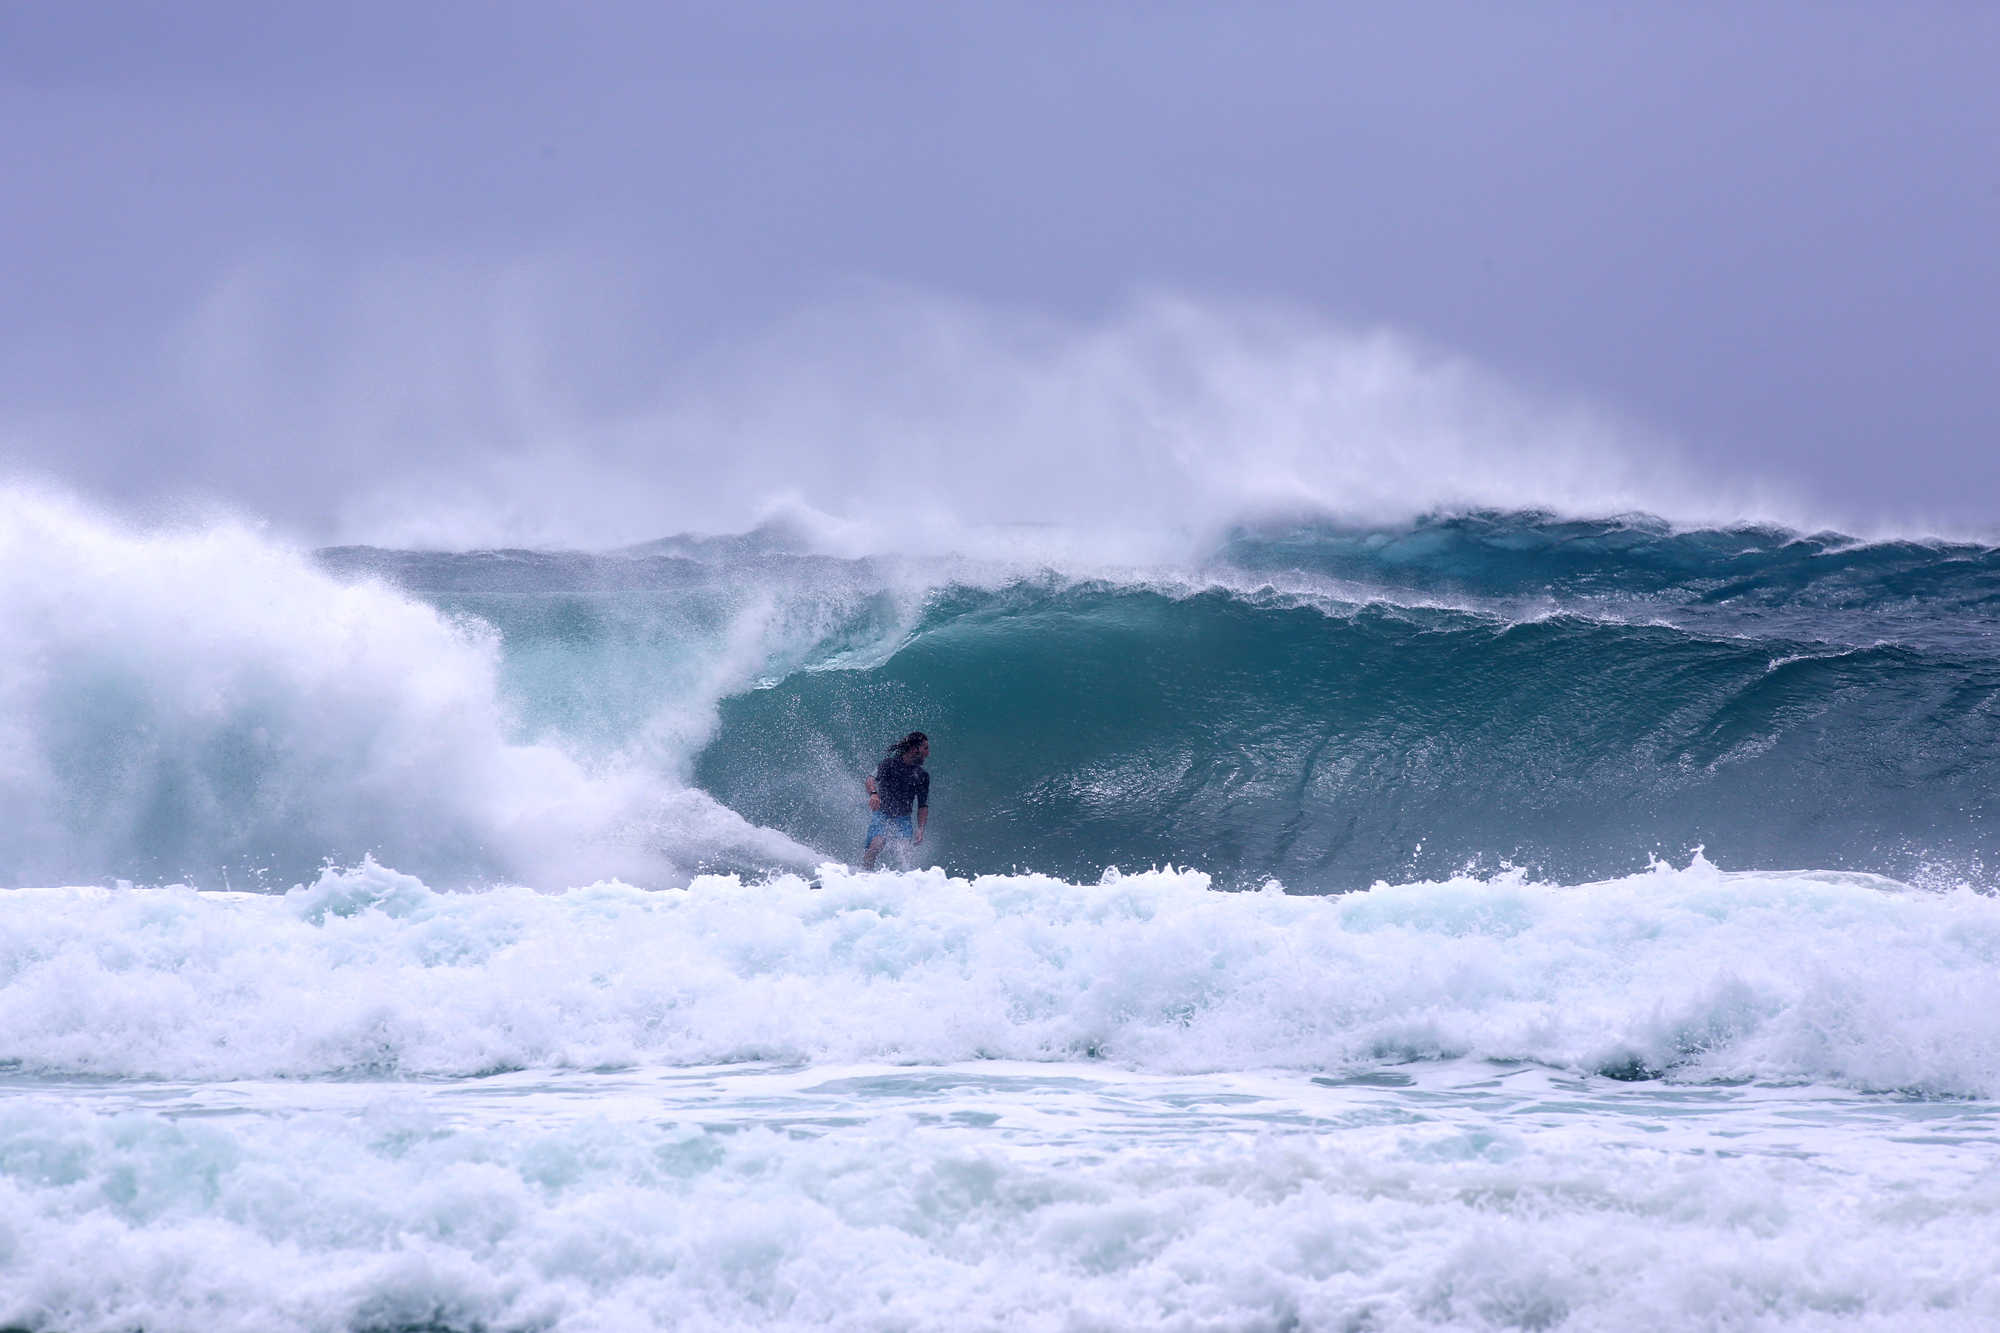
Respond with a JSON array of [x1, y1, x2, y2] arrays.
[[122, 275, 1795, 552]]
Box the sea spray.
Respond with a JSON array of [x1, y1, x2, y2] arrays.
[[0, 489, 815, 890]]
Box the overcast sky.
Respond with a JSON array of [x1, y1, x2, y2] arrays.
[[2, 2, 1996, 543]]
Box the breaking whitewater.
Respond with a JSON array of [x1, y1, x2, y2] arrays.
[[5, 487, 2000, 1332]]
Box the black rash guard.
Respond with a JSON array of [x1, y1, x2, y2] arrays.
[[874, 756, 930, 819]]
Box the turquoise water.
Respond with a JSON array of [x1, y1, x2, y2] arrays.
[[309, 512, 2000, 892]]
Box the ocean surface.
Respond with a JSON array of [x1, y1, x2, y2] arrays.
[[4, 490, 2000, 1330]]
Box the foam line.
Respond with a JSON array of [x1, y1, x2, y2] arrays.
[[4, 856, 1998, 1095]]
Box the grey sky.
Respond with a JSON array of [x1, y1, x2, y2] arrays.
[[3, 2, 1997, 542]]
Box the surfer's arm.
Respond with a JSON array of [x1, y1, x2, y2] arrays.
[[915, 805, 927, 843], [865, 775, 881, 811]]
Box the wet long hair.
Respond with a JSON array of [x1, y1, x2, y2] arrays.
[[888, 731, 929, 759]]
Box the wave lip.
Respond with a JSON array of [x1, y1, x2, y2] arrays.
[[4, 856, 1997, 1096], [1220, 510, 2000, 618]]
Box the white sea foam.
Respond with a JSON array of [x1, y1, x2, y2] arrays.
[[4, 856, 1997, 1095], [6, 860, 2000, 1332], [4, 1063, 1998, 1333]]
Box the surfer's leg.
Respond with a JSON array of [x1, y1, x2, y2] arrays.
[[862, 834, 888, 870]]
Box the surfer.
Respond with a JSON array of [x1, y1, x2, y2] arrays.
[[862, 731, 930, 870]]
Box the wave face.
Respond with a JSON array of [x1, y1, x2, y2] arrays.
[[7, 491, 1998, 891], [700, 590, 1999, 890], [352, 512, 2000, 891]]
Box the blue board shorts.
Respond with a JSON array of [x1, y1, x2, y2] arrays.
[[864, 812, 915, 847]]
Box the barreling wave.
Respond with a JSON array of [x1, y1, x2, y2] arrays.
[[689, 513, 2000, 889], [5, 487, 1997, 891]]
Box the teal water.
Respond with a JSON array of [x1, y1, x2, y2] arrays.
[[313, 512, 2000, 892]]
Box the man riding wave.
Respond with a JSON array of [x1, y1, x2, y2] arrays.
[[862, 731, 930, 870]]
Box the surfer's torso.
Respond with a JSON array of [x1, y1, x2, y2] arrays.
[[873, 756, 930, 819]]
